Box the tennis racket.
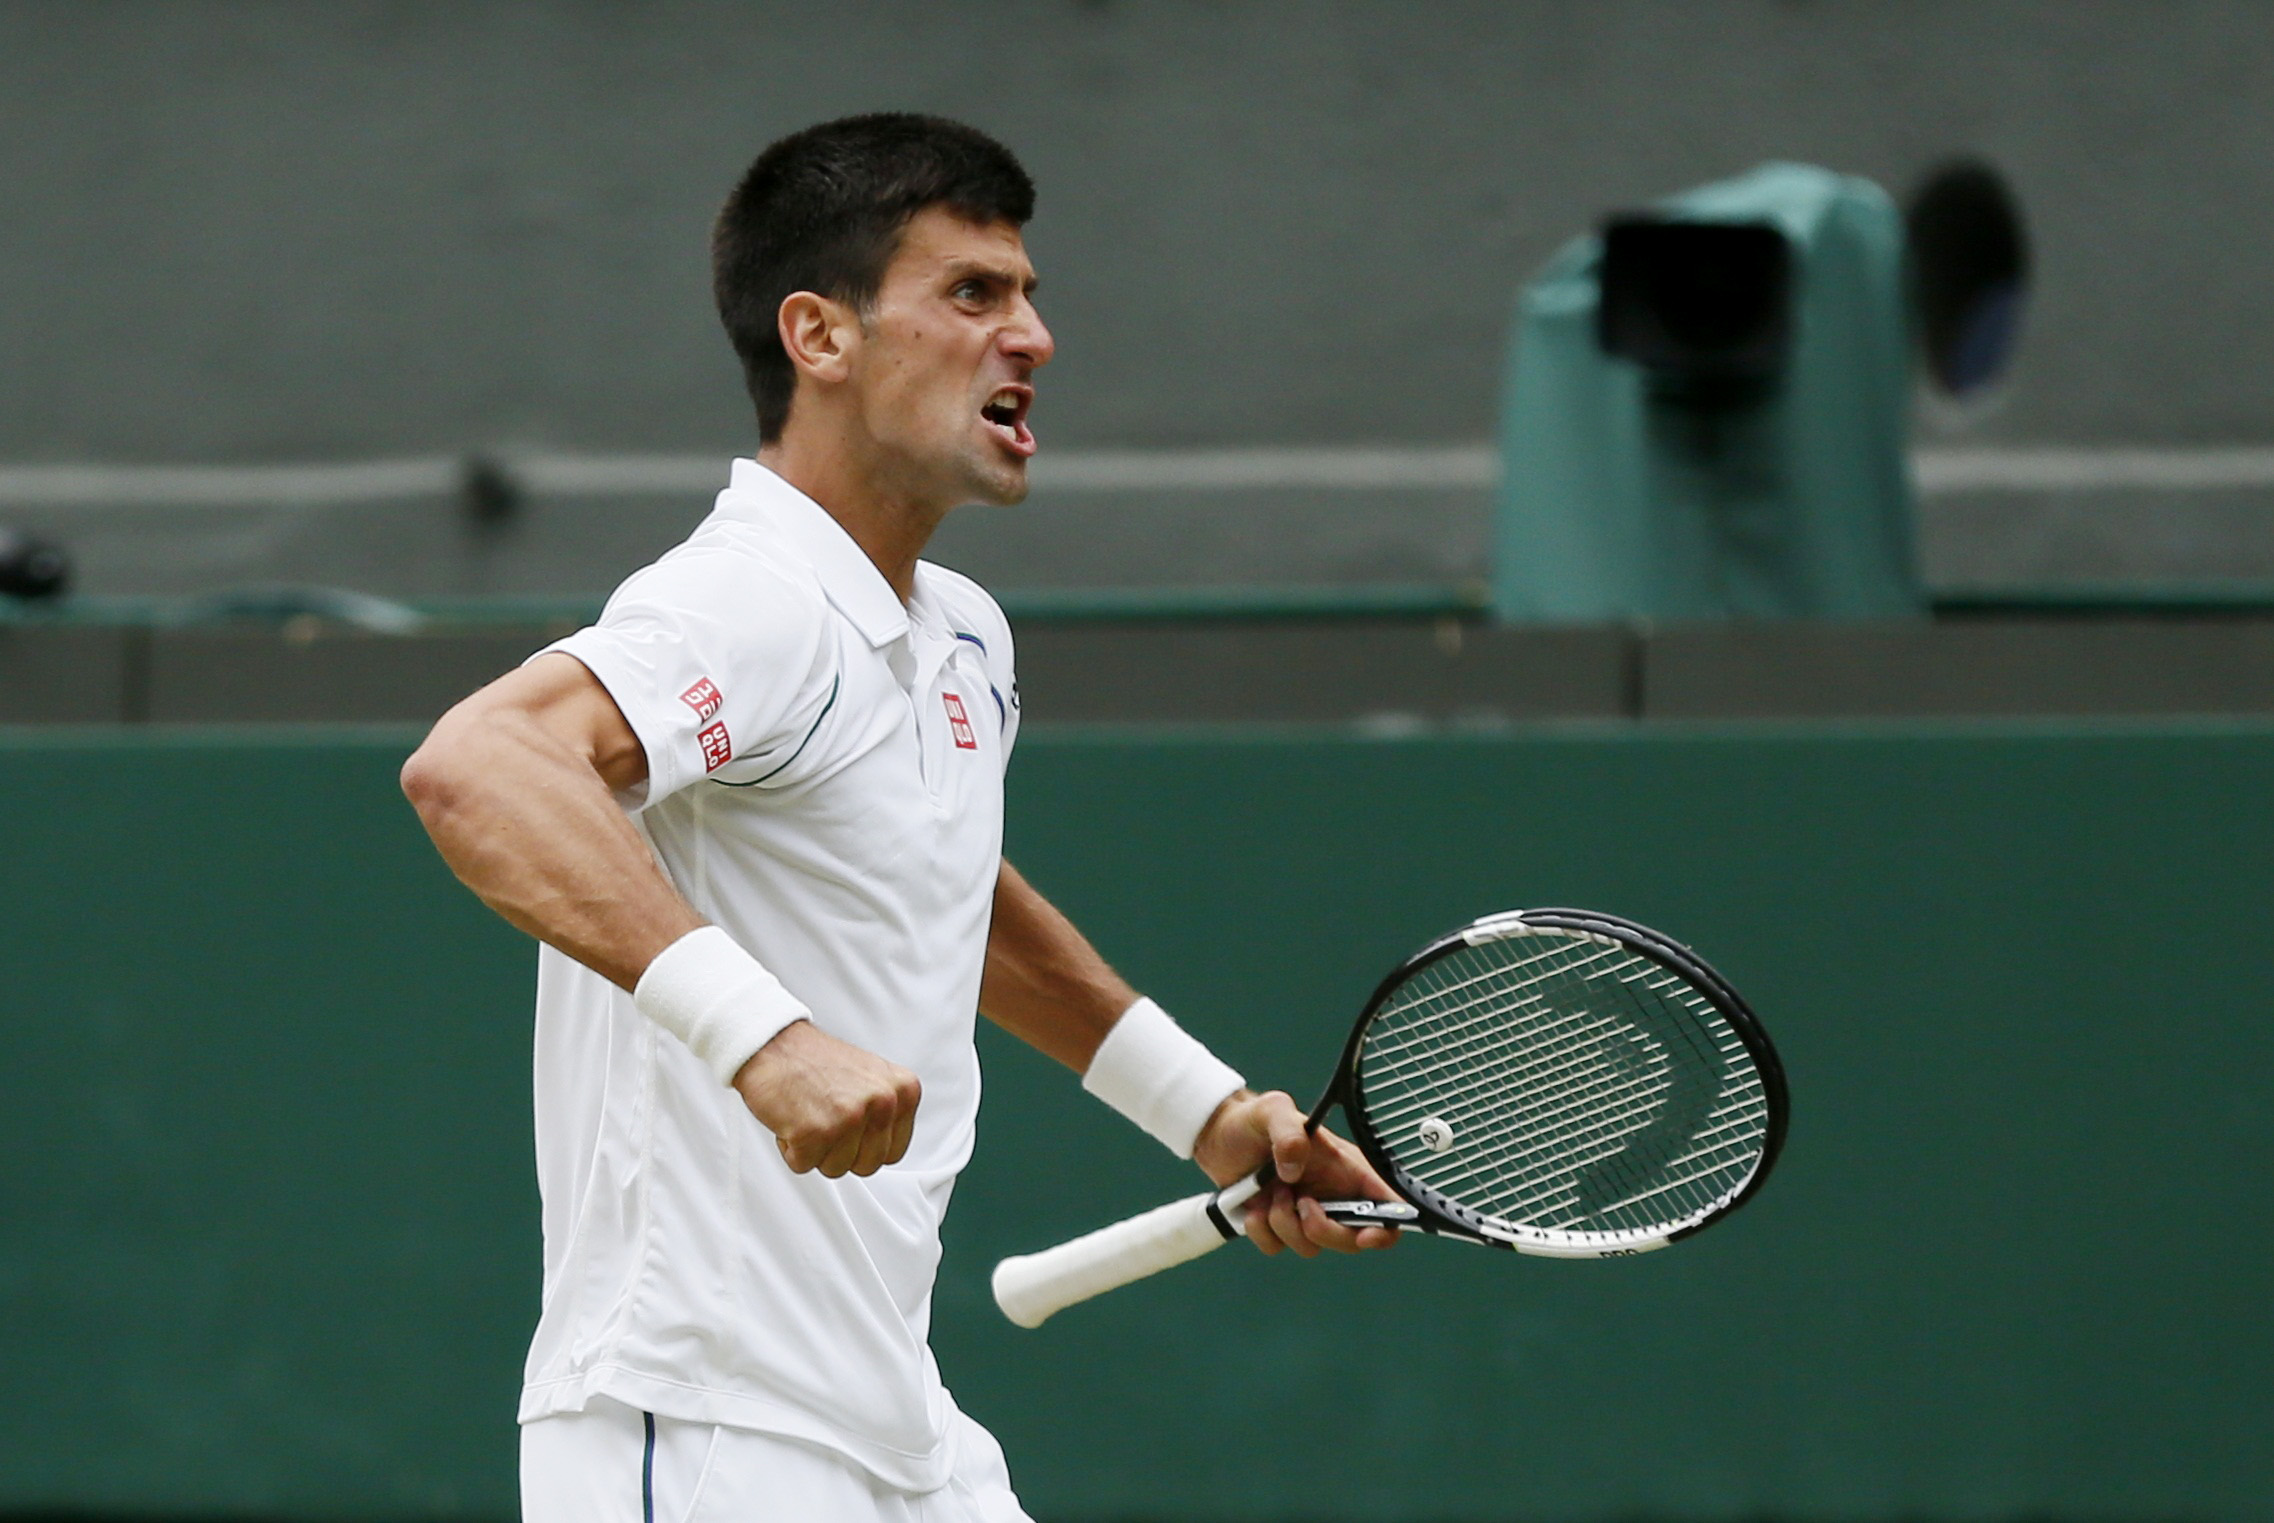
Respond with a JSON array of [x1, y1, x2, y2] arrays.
[[993, 907, 1788, 1328]]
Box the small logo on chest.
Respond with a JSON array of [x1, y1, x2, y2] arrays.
[[942, 692, 979, 750]]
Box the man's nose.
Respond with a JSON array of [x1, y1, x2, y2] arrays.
[[1003, 299, 1055, 369]]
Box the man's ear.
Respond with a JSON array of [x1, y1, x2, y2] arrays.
[[778, 291, 861, 386]]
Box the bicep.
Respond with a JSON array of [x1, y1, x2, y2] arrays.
[[406, 651, 702, 990], [445, 652, 649, 794]]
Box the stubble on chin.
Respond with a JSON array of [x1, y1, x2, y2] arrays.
[[959, 455, 1032, 508]]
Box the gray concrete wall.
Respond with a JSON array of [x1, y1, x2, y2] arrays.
[[7, 0, 2270, 457], [4, 1, 2272, 593]]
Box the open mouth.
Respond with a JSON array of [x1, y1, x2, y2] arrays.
[[980, 386, 1036, 458]]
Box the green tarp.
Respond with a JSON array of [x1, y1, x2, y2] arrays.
[[1494, 163, 1922, 621]]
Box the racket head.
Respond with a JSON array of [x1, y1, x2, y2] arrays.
[[1325, 908, 1788, 1258]]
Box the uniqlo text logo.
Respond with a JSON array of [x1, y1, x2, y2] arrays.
[[679, 676, 723, 723], [942, 693, 978, 750], [698, 721, 733, 772]]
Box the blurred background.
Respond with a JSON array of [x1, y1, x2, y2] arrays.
[[3, 3, 2270, 1520]]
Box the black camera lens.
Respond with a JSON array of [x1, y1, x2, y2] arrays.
[[0, 527, 71, 600], [1597, 217, 1794, 385]]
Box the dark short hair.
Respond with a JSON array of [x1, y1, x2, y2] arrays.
[[713, 113, 1036, 442]]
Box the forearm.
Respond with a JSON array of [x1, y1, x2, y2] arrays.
[[978, 859, 1138, 1072], [981, 858, 1254, 1170], [403, 703, 700, 990]]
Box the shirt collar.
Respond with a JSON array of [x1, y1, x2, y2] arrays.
[[717, 458, 910, 648]]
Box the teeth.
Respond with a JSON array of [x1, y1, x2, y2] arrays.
[[989, 390, 1021, 411]]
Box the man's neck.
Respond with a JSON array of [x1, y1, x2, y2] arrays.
[[756, 430, 950, 605]]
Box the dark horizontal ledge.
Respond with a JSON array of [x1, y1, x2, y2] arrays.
[[13, 577, 2274, 633]]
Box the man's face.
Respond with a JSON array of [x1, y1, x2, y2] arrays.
[[847, 206, 1054, 508]]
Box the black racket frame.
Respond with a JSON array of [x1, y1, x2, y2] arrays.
[[1295, 907, 1790, 1253]]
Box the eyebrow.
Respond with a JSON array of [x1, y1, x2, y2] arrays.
[[944, 259, 1039, 295]]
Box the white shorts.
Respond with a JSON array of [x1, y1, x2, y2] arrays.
[[520, 1396, 1034, 1523]]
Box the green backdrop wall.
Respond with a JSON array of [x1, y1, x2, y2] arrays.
[[3, 723, 2270, 1520]]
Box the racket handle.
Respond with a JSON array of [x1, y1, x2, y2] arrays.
[[993, 1176, 1262, 1328]]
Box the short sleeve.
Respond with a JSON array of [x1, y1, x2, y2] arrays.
[[541, 546, 833, 810]]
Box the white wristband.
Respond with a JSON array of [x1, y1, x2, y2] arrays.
[[1081, 997, 1246, 1159], [633, 926, 812, 1086]]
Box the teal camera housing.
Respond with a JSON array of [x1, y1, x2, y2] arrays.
[[1493, 163, 1922, 622]]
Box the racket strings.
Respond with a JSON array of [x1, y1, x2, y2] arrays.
[[1368, 1013, 1668, 1135], [1356, 932, 1770, 1240], [1363, 942, 1661, 1125], [1450, 947, 1765, 1230], [1360, 943, 1649, 1109], [1384, 1021, 1682, 1219], [1360, 942, 1653, 1112], [1492, 1002, 1761, 1227], [1373, 956, 1720, 1229]]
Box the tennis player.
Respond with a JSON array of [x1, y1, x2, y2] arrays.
[[402, 113, 1396, 1522]]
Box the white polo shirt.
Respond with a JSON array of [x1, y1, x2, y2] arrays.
[[518, 459, 1018, 1490]]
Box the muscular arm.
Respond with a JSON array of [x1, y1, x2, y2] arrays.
[[401, 653, 920, 1178], [400, 653, 699, 987], [980, 861, 1397, 1256]]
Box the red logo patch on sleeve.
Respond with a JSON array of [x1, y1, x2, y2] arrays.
[[679, 677, 723, 723], [943, 693, 978, 750], [698, 721, 734, 772]]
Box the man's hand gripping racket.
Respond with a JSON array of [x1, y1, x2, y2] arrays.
[[993, 908, 1790, 1328]]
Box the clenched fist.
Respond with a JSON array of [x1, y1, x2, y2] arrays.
[[732, 1020, 922, 1178]]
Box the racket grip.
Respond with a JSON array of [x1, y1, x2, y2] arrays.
[[993, 1177, 1262, 1329]]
